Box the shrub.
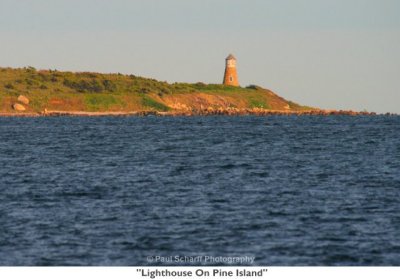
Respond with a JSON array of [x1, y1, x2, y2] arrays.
[[81, 72, 98, 79], [25, 66, 37, 73], [63, 79, 104, 93], [25, 78, 36, 86], [139, 87, 151, 94], [102, 79, 117, 92], [160, 87, 171, 94], [4, 83, 15, 89], [246, 85, 261, 90], [38, 72, 51, 82]]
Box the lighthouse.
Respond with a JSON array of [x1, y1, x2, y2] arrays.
[[223, 54, 239, 86]]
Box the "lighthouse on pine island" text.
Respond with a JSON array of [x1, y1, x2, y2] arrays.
[[223, 54, 239, 87]]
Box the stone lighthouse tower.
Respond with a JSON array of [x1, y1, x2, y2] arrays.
[[223, 54, 239, 86]]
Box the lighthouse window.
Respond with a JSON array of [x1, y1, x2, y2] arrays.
[[229, 76, 233, 82]]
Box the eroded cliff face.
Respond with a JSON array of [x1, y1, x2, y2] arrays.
[[151, 87, 307, 113]]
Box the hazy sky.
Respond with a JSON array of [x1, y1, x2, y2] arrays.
[[1, 0, 399, 113]]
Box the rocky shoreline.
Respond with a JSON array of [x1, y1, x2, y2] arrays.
[[1, 94, 394, 118], [0, 108, 393, 117]]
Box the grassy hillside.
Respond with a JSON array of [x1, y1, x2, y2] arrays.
[[0, 66, 313, 113]]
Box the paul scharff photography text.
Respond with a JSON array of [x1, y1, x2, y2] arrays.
[[147, 256, 255, 264]]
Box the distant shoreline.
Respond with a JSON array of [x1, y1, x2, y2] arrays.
[[2, 67, 393, 117], [0, 109, 392, 117]]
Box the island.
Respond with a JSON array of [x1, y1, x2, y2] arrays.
[[0, 66, 376, 117]]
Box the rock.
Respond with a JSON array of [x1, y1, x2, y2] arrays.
[[13, 103, 26, 111], [17, 95, 30, 105]]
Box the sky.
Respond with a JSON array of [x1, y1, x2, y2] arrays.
[[0, 0, 399, 113]]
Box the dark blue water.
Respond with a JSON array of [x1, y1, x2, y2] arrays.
[[0, 116, 399, 266]]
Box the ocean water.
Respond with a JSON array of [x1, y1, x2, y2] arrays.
[[0, 116, 399, 266]]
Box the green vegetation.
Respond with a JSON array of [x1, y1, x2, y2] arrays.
[[141, 95, 170, 111], [0, 66, 310, 113], [192, 83, 243, 92], [84, 94, 125, 111], [249, 98, 270, 109]]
